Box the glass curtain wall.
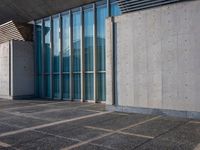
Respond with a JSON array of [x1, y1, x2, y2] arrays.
[[72, 10, 81, 100], [62, 13, 71, 99], [35, 0, 121, 101], [52, 15, 61, 98], [96, 4, 107, 101], [111, 0, 121, 16], [84, 6, 94, 100], [35, 21, 42, 97], [44, 18, 51, 98]]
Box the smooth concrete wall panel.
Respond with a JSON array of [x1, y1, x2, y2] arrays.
[[146, 8, 162, 108], [105, 18, 113, 105], [12, 40, 34, 97], [0, 42, 10, 96], [106, 0, 200, 113]]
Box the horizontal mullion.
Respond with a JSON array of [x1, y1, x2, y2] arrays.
[[62, 72, 70, 74], [52, 72, 60, 75], [84, 71, 94, 74], [97, 71, 106, 73]]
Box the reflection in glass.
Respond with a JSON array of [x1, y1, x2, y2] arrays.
[[62, 13, 71, 99], [73, 74, 81, 99], [44, 75, 51, 97], [63, 74, 70, 99], [85, 74, 94, 100], [44, 19, 51, 73], [84, 8, 94, 71], [36, 22, 42, 97], [97, 73, 106, 101], [72, 11, 81, 72], [97, 4, 107, 101], [62, 14, 70, 73], [72, 10, 81, 99], [84, 7, 94, 100], [53, 75, 60, 98], [97, 4, 107, 71], [53, 16, 60, 73], [111, 2, 121, 16]]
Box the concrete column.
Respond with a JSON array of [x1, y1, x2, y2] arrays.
[[105, 17, 114, 105]]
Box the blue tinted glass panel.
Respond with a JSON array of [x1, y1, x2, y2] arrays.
[[36, 22, 42, 75], [53, 16, 60, 73], [111, 2, 121, 16], [62, 14, 70, 73], [44, 19, 51, 73], [44, 75, 51, 97], [73, 74, 81, 99], [85, 73, 94, 100], [63, 74, 70, 99], [36, 75, 42, 97], [53, 75, 60, 98], [72, 11, 81, 72], [97, 4, 107, 71], [84, 8, 94, 71], [97, 73, 106, 101]]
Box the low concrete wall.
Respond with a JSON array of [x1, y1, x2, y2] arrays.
[[0, 42, 10, 98], [0, 40, 34, 99], [11, 40, 34, 98], [106, 0, 200, 114]]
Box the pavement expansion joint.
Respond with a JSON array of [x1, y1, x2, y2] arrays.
[[85, 125, 154, 139], [84, 126, 114, 132], [1, 101, 64, 111], [1, 110, 51, 121], [189, 121, 200, 124], [34, 129, 81, 143], [117, 131, 154, 139], [61, 116, 161, 150], [0, 111, 112, 138], [0, 141, 11, 148]]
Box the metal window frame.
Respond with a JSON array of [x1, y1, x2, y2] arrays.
[[34, 0, 120, 102]]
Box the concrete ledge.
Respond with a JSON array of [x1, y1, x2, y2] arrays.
[[0, 95, 36, 100], [106, 105, 200, 120]]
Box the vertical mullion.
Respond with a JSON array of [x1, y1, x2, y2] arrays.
[[33, 21, 37, 97], [41, 19, 45, 98], [69, 10, 73, 101], [80, 7, 84, 102], [59, 14, 63, 100], [93, 3, 97, 103], [50, 16, 53, 99], [107, 0, 111, 17]]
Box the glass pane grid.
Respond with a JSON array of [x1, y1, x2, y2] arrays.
[[35, 0, 122, 101]]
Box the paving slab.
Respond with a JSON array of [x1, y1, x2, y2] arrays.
[[6, 102, 88, 114], [158, 122, 200, 148], [135, 138, 194, 150], [85, 112, 155, 130], [91, 133, 149, 150], [0, 131, 47, 146], [0, 100, 199, 150], [32, 109, 96, 121], [123, 116, 188, 137], [71, 144, 113, 150], [0, 112, 16, 120], [38, 124, 108, 141], [0, 123, 21, 134], [79, 104, 106, 112], [0, 116, 51, 128], [15, 134, 78, 150], [0, 147, 16, 150]]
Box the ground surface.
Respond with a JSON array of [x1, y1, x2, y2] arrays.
[[0, 99, 199, 150]]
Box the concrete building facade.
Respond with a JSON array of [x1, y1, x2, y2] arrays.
[[106, 0, 200, 119], [0, 0, 200, 119]]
